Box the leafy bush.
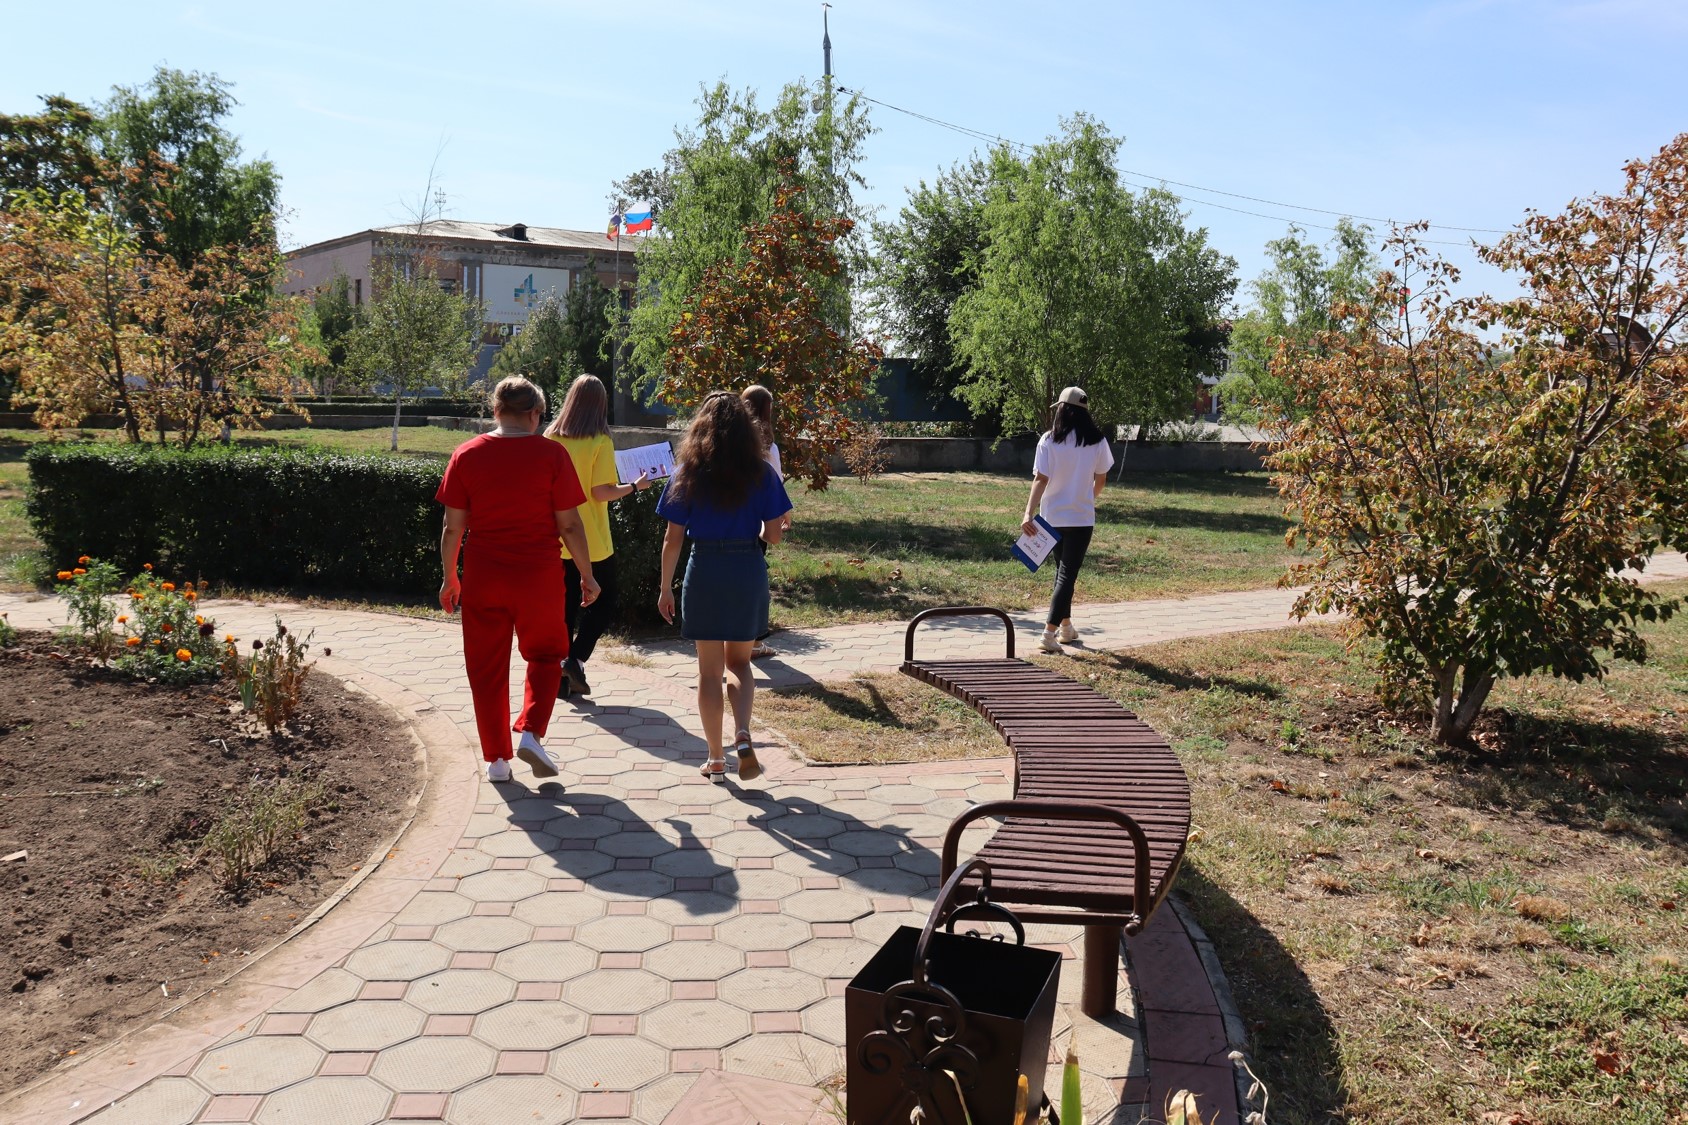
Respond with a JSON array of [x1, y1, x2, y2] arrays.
[[29, 443, 679, 629], [199, 778, 324, 890], [222, 619, 319, 732], [53, 557, 125, 657], [28, 444, 440, 597], [0, 612, 17, 647], [114, 571, 222, 684]]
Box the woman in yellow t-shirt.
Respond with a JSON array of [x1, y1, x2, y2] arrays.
[[543, 375, 650, 696]]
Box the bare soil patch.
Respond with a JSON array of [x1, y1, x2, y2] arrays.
[[0, 632, 420, 1091]]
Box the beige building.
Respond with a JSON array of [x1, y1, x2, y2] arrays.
[[284, 221, 657, 420]]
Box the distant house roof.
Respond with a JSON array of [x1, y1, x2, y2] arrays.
[[371, 220, 641, 253], [286, 220, 642, 260]]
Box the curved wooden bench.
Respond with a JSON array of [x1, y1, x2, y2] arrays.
[[900, 607, 1192, 1017]]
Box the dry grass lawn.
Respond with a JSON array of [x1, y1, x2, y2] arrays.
[[767, 585, 1688, 1124]]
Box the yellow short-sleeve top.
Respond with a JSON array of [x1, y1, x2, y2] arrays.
[[552, 433, 617, 562]]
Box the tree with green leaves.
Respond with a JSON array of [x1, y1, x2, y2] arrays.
[[1270, 133, 1688, 745], [620, 79, 874, 396], [346, 258, 483, 451], [100, 67, 280, 262], [949, 115, 1237, 435], [0, 94, 105, 208], [664, 165, 881, 490], [303, 270, 364, 399], [867, 156, 990, 410], [1219, 219, 1376, 427]]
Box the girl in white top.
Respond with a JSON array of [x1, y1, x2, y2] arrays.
[[1021, 386, 1114, 652]]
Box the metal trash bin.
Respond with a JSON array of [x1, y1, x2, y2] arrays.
[[846, 860, 1062, 1125]]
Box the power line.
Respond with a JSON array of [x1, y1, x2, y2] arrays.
[[836, 85, 1510, 245]]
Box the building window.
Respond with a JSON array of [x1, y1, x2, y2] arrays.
[[354, 278, 362, 306]]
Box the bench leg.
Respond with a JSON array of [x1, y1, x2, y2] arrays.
[[1081, 924, 1123, 1017]]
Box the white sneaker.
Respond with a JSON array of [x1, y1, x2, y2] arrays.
[[486, 758, 513, 783], [1038, 632, 1063, 654], [515, 731, 560, 778], [1058, 623, 1080, 644]]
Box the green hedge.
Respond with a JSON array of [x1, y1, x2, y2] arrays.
[[26, 444, 677, 628]]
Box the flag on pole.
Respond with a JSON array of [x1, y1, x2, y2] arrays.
[[606, 212, 622, 240], [623, 204, 654, 234]]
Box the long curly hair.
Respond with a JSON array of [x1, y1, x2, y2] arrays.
[[669, 391, 764, 510]]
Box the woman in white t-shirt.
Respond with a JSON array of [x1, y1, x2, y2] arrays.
[[1021, 386, 1115, 653]]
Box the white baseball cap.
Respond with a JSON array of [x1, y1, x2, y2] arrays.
[[1053, 386, 1088, 407]]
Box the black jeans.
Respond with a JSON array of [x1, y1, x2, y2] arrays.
[[563, 553, 617, 665], [1046, 525, 1094, 626]]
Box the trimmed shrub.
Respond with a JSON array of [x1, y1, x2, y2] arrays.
[[27, 443, 681, 629], [27, 444, 440, 596]]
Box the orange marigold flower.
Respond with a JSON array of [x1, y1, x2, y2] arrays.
[[160, 623, 174, 633], [125, 637, 141, 647], [117, 615, 128, 624], [72, 568, 86, 575], [152, 639, 163, 646], [143, 563, 153, 571], [195, 615, 204, 625], [161, 582, 176, 592], [56, 570, 73, 581], [130, 593, 141, 601], [175, 648, 192, 662], [224, 634, 236, 643], [184, 591, 198, 602], [77, 555, 91, 565]]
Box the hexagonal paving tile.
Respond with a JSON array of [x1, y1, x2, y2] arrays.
[[406, 969, 517, 1014], [841, 866, 933, 897], [80, 1078, 208, 1124], [871, 784, 941, 805], [646, 891, 739, 925], [526, 849, 617, 879], [256, 1076, 394, 1124], [493, 940, 598, 983], [565, 968, 668, 1013], [269, 967, 363, 1014], [543, 813, 624, 840], [370, 1035, 499, 1091], [782, 889, 874, 923], [456, 869, 548, 903], [582, 868, 673, 900], [390, 892, 476, 927], [721, 1031, 842, 1085], [760, 812, 847, 842], [343, 940, 453, 981], [572, 915, 671, 953], [473, 999, 590, 1050], [726, 869, 802, 900], [650, 849, 736, 879], [640, 999, 753, 1050], [642, 940, 744, 981], [478, 830, 560, 859], [596, 829, 672, 858], [433, 916, 533, 952], [437, 850, 496, 878], [450, 1075, 577, 1125], [830, 829, 915, 858], [511, 889, 607, 927], [636, 1074, 699, 1125], [715, 913, 810, 951], [803, 996, 847, 1045], [708, 829, 790, 859], [307, 1001, 426, 1051], [790, 937, 873, 979], [550, 1036, 669, 1091], [193, 1036, 324, 1093], [718, 966, 827, 1013]]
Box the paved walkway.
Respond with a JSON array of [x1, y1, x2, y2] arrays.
[[4, 552, 1683, 1125]]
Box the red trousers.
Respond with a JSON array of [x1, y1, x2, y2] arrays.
[[460, 554, 569, 762]]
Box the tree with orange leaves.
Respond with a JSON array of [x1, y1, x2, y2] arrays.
[[1269, 134, 1688, 745], [0, 182, 311, 446], [663, 163, 882, 490]]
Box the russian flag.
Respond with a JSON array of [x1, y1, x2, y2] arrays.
[[623, 205, 654, 234]]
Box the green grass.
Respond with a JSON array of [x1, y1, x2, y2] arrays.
[[776, 582, 1688, 1122], [3, 429, 1301, 616], [770, 469, 1299, 628]]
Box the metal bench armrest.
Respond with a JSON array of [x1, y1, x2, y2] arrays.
[[941, 798, 1155, 935], [904, 606, 1016, 664]]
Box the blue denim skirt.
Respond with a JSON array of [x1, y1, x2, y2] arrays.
[[681, 538, 768, 642]]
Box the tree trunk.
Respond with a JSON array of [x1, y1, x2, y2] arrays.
[[390, 392, 402, 452], [1430, 664, 1496, 745], [1429, 665, 1458, 744]]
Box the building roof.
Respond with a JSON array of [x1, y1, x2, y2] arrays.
[[371, 220, 640, 253]]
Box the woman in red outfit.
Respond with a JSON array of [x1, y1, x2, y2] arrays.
[[437, 376, 600, 783]]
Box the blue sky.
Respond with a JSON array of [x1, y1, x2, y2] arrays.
[[5, 0, 1685, 304]]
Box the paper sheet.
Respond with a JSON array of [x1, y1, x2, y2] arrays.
[[614, 441, 675, 484], [1012, 516, 1062, 573]]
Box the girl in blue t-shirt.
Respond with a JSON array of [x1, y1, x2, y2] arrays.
[[656, 392, 793, 783]]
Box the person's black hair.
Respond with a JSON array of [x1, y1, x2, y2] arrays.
[[1051, 402, 1106, 446]]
